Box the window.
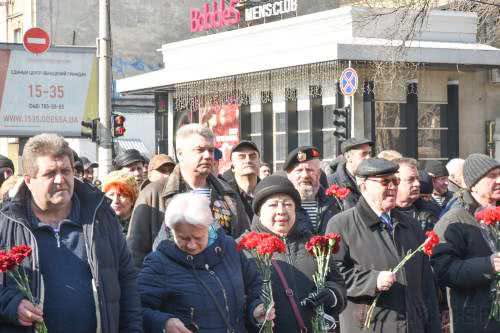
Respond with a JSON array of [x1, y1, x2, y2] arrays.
[[375, 102, 407, 155], [13, 28, 22, 43], [418, 103, 448, 161]]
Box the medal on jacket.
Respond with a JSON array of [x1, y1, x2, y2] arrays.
[[212, 200, 232, 232]]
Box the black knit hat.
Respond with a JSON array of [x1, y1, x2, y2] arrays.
[[113, 149, 146, 170], [424, 160, 449, 178], [0, 154, 14, 173], [252, 174, 301, 215], [463, 154, 500, 189]]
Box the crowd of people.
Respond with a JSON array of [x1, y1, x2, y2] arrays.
[[0, 123, 499, 333]]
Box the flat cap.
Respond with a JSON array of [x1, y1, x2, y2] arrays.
[[341, 137, 373, 154], [80, 157, 98, 170], [355, 158, 399, 177], [231, 140, 260, 154], [282, 146, 321, 172], [424, 160, 449, 178], [0, 154, 14, 172], [148, 154, 175, 172], [113, 149, 146, 170]]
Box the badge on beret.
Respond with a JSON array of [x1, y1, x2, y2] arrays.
[[311, 149, 320, 158], [297, 151, 307, 162]]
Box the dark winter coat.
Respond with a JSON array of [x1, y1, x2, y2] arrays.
[[0, 180, 142, 333], [327, 162, 361, 211], [395, 199, 439, 232], [431, 190, 500, 333], [296, 186, 341, 235], [325, 196, 441, 333], [138, 229, 262, 333], [247, 217, 347, 332], [127, 166, 251, 269], [222, 169, 258, 221]]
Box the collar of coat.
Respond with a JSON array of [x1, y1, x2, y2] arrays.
[[356, 195, 409, 230], [161, 165, 237, 199], [334, 162, 360, 194]]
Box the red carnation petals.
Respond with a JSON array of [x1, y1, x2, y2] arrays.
[[423, 231, 440, 256], [305, 233, 341, 257], [475, 206, 500, 226], [325, 184, 351, 200]]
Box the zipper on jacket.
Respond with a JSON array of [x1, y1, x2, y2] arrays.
[[54, 230, 61, 248], [205, 265, 231, 317]]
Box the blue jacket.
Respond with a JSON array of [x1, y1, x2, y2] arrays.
[[138, 230, 262, 333]]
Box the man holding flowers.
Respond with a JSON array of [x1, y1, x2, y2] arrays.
[[326, 158, 440, 333], [431, 153, 500, 332]]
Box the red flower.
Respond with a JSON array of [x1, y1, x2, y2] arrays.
[[423, 231, 440, 256], [305, 234, 341, 256], [10, 245, 32, 265], [325, 184, 351, 200], [326, 233, 341, 254], [475, 207, 500, 226], [0, 251, 17, 273], [237, 232, 281, 255], [256, 235, 286, 256]]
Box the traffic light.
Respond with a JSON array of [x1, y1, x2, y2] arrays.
[[333, 106, 351, 141], [112, 114, 126, 137], [81, 118, 99, 142]]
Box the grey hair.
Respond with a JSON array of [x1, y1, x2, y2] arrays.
[[446, 158, 465, 177], [175, 123, 215, 150], [393, 157, 418, 169], [164, 192, 214, 228]]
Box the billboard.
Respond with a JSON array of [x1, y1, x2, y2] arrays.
[[200, 101, 240, 173], [0, 44, 98, 137]]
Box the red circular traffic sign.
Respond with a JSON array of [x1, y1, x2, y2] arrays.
[[23, 28, 50, 55]]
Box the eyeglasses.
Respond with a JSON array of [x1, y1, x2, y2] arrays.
[[366, 177, 400, 187]]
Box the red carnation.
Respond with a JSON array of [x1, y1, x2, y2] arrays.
[[423, 231, 440, 256], [256, 236, 286, 256], [475, 207, 500, 226], [326, 233, 341, 254], [305, 234, 341, 256], [0, 251, 17, 272], [10, 245, 32, 264], [325, 184, 351, 200]]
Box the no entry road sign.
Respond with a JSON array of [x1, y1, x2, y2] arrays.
[[23, 28, 50, 55], [339, 67, 358, 97]]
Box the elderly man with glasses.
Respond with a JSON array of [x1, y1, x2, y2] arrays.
[[326, 158, 440, 333]]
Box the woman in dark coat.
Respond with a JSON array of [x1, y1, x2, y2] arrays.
[[138, 193, 268, 333], [248, 175, 347, 332]]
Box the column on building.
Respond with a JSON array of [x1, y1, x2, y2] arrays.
[[273, 88, 287, 170], [321, 80, 337, 160]]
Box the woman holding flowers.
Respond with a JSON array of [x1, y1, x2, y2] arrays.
[[138, 193, 269, 333], [431, 154, 500, 332], [246, 175, 347, 332]]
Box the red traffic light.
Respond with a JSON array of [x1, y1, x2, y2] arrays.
[[114, 115, 125, 125], [115, 127, 126, 136]]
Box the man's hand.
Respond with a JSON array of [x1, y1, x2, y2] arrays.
[[17, 299, 43, 326], [491, 253, 500, 273], [165, 318, 192, 333], [253, 303, 275, 325], [377, 271, 396, 292]]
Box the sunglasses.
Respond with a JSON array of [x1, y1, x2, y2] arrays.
[[366, 177, 400, 187]]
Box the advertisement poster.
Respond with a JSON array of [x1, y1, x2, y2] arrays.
[[200, 101, 240, 173], [0, 44, 97, 137]]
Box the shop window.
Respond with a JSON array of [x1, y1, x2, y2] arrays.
[[375, 102, 408, 155], [14, 29, 22, 43], [298, 110, 310, 131], [298, 132, 311, 146], [275, 113, 286, 132], [275, 133, 287, 162], [250, 111, 263, 153], [418, 103, 448, 161]]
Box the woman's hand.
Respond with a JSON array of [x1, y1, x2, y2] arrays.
[[253, 302, 276, 324], [165, 318, 192, 333]]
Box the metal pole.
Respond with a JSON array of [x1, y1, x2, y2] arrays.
[[97, 0, 113, 179]]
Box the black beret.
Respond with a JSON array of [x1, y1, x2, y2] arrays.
[[424, 160, 449, 178], [0, 154, 14, 173], [341, 137, 373, 154], [282, 146, 321, 172], [113, 149, 146, 170], [252, 174, 301, 214], [231, 140, 259, 154], [355, 158, 399, 177]]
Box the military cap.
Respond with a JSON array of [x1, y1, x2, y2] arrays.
[[341, 137, 373, 154], [0, 154, 14, 173], [231, 140, 260, 154], [355, 158, 399, 177], [424, 160, 449, 178], [113, 149, 146, 170], [282, 146, 321, 172]]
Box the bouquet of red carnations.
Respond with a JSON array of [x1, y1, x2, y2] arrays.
[[475, 206, 500, 321], [0, 245, 48, 332], [325, 184, 351, 210], [304, 233, 341, 332], [364, 231, 440, 328], [237, 232, 286, 333]]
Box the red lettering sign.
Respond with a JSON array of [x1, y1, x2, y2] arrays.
[[190, 0, 241, 33]]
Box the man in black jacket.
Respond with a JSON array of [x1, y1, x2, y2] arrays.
[[0, 154, 14, 188], [425, 160, 453, 216], [327, 137, 372, 210], [222, 141, 260, 221], [0, 133, 142, 333], [431, 153, 500, 333], [326, 158, 441, 333], [284, 146, 340, 234]]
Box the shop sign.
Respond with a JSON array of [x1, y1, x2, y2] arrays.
[[245, 0, 298, 22], [190, 0, 241, 33]]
